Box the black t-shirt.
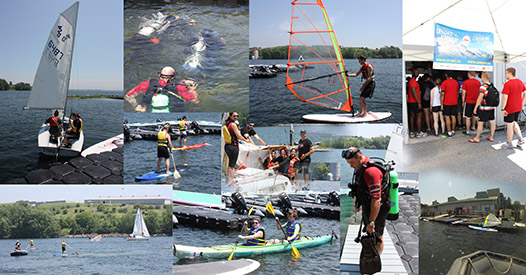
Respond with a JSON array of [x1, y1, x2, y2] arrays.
[[277, 157, 291, 175], [240, 127, 257, 138], [298, 138, 313, 162]]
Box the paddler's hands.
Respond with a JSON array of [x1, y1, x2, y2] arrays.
[[237, 235, 246, 239], [125, 95, 137, 107], [135, 104, 146, 112]]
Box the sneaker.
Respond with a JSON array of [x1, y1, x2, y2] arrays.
[[463, 130, 471, 135], [416, 132, 422, 138], [518, 139, 525, 145], [420, 131, 428, 138], [441, 134, 448, 138], [447, 133, 453, 138], [409, 132, 416, 138], [452, 131, 456, 136], [501, 142, 514, 150]]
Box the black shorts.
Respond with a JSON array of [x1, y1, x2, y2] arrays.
[[504, 111, 520, 123], [431, 106, 441, 113], [408, 102, 422, 113], [477, 109, 495, 122], [180, 130, 187, 137], [422, 100, 430, 109], [443, 105, 456, 116], [464, 103, 476, 118], [157, 146, 170, 159], [363, 204, 390, 236], [224, 144, 239, 168], [298, 160, 310, 175], [360, 81, 375, 98]]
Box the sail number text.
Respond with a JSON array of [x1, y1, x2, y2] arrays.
[[46, 40, 64, 67]]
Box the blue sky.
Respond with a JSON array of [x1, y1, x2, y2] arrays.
[[249, 0, 402, 48], [0, 0, 123, 90], [0, 185, 172, 204]]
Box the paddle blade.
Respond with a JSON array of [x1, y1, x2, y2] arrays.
[[173, 169, 181, 179], [248, 206, 254, 216], [266, 202, 275, 215], [291, 245, 301, 258], [228, 245, 236, 261]]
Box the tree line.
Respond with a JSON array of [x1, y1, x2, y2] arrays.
[[0, 201, 172, 239], [0, 78, 31, 90], [250, 46, 402, 59], [319, 135, 391, 150]]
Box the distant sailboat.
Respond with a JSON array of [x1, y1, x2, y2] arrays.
[[25, 2, 84, 157], [126, 208, 150, 241]]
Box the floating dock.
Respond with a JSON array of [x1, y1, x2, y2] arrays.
[[173, 205, 252, 231], [243, 198, 340, 220]]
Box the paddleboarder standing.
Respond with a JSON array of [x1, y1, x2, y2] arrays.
[[178, 116, 190, 147], [61, 240, 67, 254], [347, 55, 375, 117], [157, 123, 174, 174]]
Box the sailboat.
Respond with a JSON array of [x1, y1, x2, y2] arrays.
[[24, 2, 84, 157], [126, 208, 150, 241]]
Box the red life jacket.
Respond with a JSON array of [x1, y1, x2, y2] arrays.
[[49, 116, 59, 127], [360, 62, 374, 79], [287, 156, 299, 176], [264, 156, 278, 170]]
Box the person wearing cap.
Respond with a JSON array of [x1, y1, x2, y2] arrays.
[[297, 130, 314, 186], [157, 123, 174, 174], [124, 66, 199, 113], [238, 217, 266, 246], [342, 147, 389, 256], [240, 122, 267, 146]]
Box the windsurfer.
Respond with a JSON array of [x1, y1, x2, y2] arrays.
[[46, 110, 63, 139], [347, 55, 375, 117], [157, 123, 174, 174], [64, 112, 82, 147], [124, 67, 199, 112], [240, 122, 267, 146]]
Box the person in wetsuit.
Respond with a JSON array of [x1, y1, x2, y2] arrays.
[[347, 55, 375, 117]]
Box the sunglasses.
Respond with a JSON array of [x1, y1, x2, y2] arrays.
[[232, 115, 239, 117], [159, 74, 174, 79], [342, 149, 360, 159]]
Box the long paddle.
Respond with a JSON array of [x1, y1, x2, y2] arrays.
[[228, 206, 254, 261], [169, 150, 182, 179], [266, 202, 300, 258], [66, 243, 79, 255]]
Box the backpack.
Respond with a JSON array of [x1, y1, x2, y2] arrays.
[[484, 83, 499, 107], [222, 123, 232, 144], [423, 87, 431, 101]]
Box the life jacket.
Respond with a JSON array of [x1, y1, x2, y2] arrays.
[[246, 226, 266, 246], [73, 118, 83, 134], [49, 116, 59, 127], [353, 160, 390, 213], [147, 79, 185, 112], [287, 156, 299, 176], [157, 131, 168, 147], [179, 120, 186, 131], [283, 221, 302, 242], [264, 156, 278, 170], [360, 62, 374, 80], [223, 120, 238, 146]]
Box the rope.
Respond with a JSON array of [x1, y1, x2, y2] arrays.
[[467, 252, 514, 275]]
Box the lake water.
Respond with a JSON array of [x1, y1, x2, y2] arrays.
[[124, 112, 221, 193], [1, 236, 172, 274], [124, 0, 249, 113], [173, 216, 340, 274], [420, 221, 526, 274], [0, 90, 123, 183], [249, 59, 402, 125]]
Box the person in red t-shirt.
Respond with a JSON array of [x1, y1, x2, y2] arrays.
[[440, 73, 459, 137], [462, 71, 481, 135], [343, 147, 389, 256], [124, 66, 199, 112], [407, 68, 424, 138], [501, 67, 526, 149]]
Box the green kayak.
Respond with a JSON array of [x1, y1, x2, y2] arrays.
[[175, 235, 333, 259]]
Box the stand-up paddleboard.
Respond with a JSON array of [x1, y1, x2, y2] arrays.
[[173, 259, 260, 275], [173, 190, 223, 208], [468, 225, 498, 232], [172, 143, 209, 151], [53, 253, 71, 257], [135, 171, 174, 181], [81, 134, 124, 157], [302, 112, 392, 123]]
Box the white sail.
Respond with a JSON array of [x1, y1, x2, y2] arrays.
[[131, 208, 150, 238], [26, 2, 78, 110]]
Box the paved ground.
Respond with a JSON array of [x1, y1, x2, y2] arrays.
[[403, 128, 525, 184]]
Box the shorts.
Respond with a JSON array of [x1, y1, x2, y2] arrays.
[[224, 144, 239, 168], [422, 100, 430, 109], [431, 106, 441, 113], [457, 99, 463, 113], [180, 130, 187, 137], [360, 81, 375, 98], [408, 102, 422, 113], [504, 111, 520, 123], [363, 204, 390, 236], [157, 146, 170, 159], [477, 109, 495, 122], [464, 103, 476, 118], [298, 160, 310, 175], [443, 105, 456, 116]]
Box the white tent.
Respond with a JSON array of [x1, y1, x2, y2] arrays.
[[402, 0, 526, 136]]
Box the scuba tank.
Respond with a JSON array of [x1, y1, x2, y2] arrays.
[[386, 165, 399, 221]]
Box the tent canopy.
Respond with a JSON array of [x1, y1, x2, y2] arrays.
[[403, 0, 526, 63]]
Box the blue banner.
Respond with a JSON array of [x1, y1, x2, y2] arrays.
[[433, 23, 493, 71]]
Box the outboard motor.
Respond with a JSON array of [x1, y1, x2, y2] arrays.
[[231, 192, 248, 215], [328, 191, 340, 206], [190, 121, 202, 134], [123, 125, 131, 141], [277, 192, 293, 213]]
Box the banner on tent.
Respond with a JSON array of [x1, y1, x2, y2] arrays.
[[433, 23, 493, 71]]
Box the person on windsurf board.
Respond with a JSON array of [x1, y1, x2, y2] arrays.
[[347, 55, 375, 117]]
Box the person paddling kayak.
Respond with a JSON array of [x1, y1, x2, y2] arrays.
[[238, 217, 266, 246], [275, 209, 302, 242]]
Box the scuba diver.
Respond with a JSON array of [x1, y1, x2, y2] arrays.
[[124, 66, 199, 113]]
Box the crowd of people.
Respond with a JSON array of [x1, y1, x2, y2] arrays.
[[406, 67, 525, 148]]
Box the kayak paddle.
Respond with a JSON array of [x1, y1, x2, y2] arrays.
[[228, 206, 254, 261], [170, 150, 182, 179], [266, 202, 300, 258]]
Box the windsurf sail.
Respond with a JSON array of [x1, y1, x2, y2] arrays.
[[483, 214, 501, 227], [90, 234, 102, 242], [286, 0, 352, 112]]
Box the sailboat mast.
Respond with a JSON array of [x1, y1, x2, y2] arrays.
[[62, 2, 79, 120]]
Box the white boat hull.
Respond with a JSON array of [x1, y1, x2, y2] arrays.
[[38, 122, 84, 157], [126, 236, 150, 241], [81, 134, 123, 157]]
